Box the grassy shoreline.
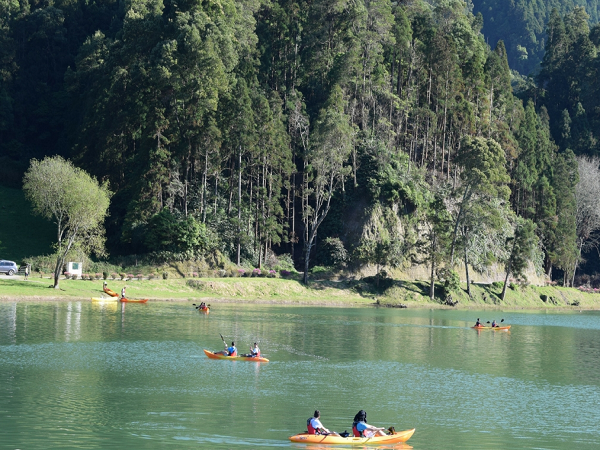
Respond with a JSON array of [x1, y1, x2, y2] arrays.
[[1, 276, 600, 310]]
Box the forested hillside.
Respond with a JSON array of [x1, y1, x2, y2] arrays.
[[2, 0, 600, 289], [472, 0, 599, 74]]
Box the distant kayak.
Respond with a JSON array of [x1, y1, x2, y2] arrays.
[[472, 325, 511, 330], [120, 298, 148, 303], [103, 287, 118, 297], [289, 428, 415, 444], [203, 349, 268, 362], [199, 306, 210, 313], [91, 297, 118, 302]]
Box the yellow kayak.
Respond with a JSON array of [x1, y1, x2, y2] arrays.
[[289, 428, 415, 444], [91, 297, 118, 302], [203, 349, 269, 362]]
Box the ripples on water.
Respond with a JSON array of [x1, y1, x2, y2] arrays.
[[1, 302, 599, 449]]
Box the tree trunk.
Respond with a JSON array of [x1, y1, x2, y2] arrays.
[[237, 147, 242, 266], [500, 262, 511, 301], [464, 243, 471, 297]]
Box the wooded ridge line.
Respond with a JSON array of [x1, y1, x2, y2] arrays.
[[1, 1, 600, 293]]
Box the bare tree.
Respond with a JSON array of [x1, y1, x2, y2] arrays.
[[573, 156, 600, 284]]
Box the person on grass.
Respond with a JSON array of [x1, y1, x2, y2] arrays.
[[307, 410, 340, 436], [352, 410, 386, 437]]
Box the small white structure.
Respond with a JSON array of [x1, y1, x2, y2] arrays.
[[67, 262, 83, 278]]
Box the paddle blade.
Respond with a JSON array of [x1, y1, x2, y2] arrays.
[[501, 318, 504, 322]]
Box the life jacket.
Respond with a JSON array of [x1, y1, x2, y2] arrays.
[[307, 418, 317, 435], [252, 349, 261, 357], [352, 423, 364, 437], [228, 347, 237, 356]]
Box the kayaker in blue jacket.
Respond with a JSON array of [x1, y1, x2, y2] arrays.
[[352, 410, 386, 437]]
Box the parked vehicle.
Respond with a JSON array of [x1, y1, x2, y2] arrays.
[[0, 260, 18, 276]]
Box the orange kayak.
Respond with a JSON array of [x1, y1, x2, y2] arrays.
[[289, 428, 415, 444], [120, 298, 148, 303], [472, 325, 511, 330], [103, 287, 118, 297], [203, 349, 268, 362], [199, 307, 210, 313]]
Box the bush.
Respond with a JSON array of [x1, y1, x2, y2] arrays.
[[119, 273, 126, 280], [491, 281, 503, 289], [268, 270, 277, 278], [310, 266, 329, 274], [111, 273, 118, 280], [162, 271, 169, 280], [136, 273, 144, 280], [280, 269, 291, 277], [127, 273, 134, 280], [148, 273, 156, 280], [219, 269, 227, 278], [71, 274, 78, 280], [509, 282, 517, 290], [102, 272, 109, 280], [252, 268, 261, 277], [64, 272, 71, 279], [95, 273, 102, 280]]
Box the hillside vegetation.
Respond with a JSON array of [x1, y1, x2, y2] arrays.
[[2, 0, 600, 295], [0, 186, 55, 261]]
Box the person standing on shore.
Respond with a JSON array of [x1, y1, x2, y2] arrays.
[[24, 265, 29, 280]]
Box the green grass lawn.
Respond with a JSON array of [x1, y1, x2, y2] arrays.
[[0, 185, 55, 262]]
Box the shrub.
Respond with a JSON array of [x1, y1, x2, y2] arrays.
[[148, 273, 156, 280], [310, 266, 329, 274], [71, 274, 78, 280], [509, 282, 517, 290], [252, 268, 261, 277], [95, 273, 102, 280], [162, 272, 169, 280], [280, 269, 291, 277], [64, 272, 71, 279], [237, 269, 246, 277], [111, 273, 118, 280], [119, 273, 126, 280], [127, 274, 134, 280], [102, 272, 109, 280], [193, 272, 198, 278], [268, 270, 277, 278], [136, 273, 144, 280], [218, 269, 227, 277], [491, 281, 503, 289]]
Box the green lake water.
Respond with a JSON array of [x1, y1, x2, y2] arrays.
[[1, 301, 599, 449]]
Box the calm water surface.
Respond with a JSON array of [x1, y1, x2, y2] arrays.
[[1, 301, 599, 449]]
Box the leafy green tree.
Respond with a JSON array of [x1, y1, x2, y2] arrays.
[[500, 218, 538, 301], [23, 156, 111, 288], [303, 85, 353, 284]]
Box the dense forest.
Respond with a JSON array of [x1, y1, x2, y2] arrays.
[[472, 0, 600, 74], [1, 0, 600, 289]]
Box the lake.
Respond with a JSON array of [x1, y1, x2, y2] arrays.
[[1, 301, 599, 449]]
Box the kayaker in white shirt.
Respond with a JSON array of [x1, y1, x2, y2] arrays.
[[307, 410, 340, 436]]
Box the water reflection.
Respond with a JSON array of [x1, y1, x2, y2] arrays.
[[1, 302, 600, 449]]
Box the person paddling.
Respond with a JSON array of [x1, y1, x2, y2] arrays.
[[491, 320, 498, 327], [307, 410, 340, 436], [474, 318, 482, 327], [352, 410, 386, 437], [249, 342, 260, 358], [216, 341, 237, 356], [121, 286, 126, 299]]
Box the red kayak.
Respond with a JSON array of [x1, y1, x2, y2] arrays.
[[120, 298, 148, 303]]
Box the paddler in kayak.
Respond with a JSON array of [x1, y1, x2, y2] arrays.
[[474, 318, 482, 327], [491, 320, 498, 327], [121, 286, 126, 299], [352, 410, 387, 437], [242, 342, 260, 358], [307, 410, 340, 436], [216, 341, 237, 356]]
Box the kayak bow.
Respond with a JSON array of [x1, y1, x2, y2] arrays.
[[203, 349, 268, 362], [289, 428, 415, 444]]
